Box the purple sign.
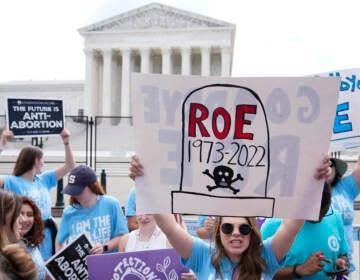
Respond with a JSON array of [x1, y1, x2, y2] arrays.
[[87, 248, 189, 280], [256, 217, 266, 228]]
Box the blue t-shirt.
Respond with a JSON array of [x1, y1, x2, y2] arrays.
[[182, 236, 281, 280], [125, 186, 136, 217], [4, 170, 56, 220], [331, 174, 359, 272], [27, 246, 47, 280], [57, 195, 128, 253], [197, 215, 207, 227], [261, 211, 348, 280], [4, 171, 57, 260]]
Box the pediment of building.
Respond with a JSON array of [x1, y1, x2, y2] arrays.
[[79, 2, 234, 33]]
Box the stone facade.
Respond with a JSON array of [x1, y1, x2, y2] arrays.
[[78, 2, 235, 117]]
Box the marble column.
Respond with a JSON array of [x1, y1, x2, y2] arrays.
[[84, 49, 95, 116], [181, 47, 191, 75], [221, 46, 231, 77], [102, 49, 112, 116], [201, 46, 211, 76], [140, 48, 150, 73], [162, 47, 172, 74], [121, 48, 131, 117]]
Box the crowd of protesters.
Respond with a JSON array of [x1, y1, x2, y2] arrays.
[[0, 126, 358, 280]]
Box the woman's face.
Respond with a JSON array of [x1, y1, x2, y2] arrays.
[[136, 214, 156, 229], [325, 161, 336, 185], [19, 203, 34, 237], [73, 186, 93, 205], [219, 217, 252, 262], [35, 157, 44, 174], [4, 207, 22, 243]]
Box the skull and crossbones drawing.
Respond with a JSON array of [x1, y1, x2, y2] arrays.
[[203, 165, 244, 194]]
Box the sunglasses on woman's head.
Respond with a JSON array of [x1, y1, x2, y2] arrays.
[[220, 223, 252, 235]]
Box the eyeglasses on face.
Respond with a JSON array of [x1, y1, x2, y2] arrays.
[[220, 223, 252, 235]]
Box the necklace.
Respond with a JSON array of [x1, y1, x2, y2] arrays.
[[134, 227, 160, 250]]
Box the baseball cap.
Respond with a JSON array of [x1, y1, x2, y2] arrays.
[[330, 158, 348, 177], [63, 165, 98, 196]]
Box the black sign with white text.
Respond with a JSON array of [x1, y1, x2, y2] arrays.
[[45, 234, 92, 280], [6, 97, 64, 137]]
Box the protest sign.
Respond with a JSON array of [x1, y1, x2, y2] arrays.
[[131, 73, 340, 220], [87, 248, 188, 280], [5, 97, 64, 137], [315, 69, 360, 152], [46, 234, 92, 280]]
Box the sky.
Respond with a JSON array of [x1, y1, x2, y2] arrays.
[[0, 0, 359, 83]]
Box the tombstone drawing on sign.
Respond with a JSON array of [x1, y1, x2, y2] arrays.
[[172, 84, 275, 217]]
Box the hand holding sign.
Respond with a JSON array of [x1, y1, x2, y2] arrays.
[[0, 124, 14, 149], [60, 128, 71, 145]]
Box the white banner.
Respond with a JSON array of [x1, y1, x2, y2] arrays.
[[132, 73, 339, 220]]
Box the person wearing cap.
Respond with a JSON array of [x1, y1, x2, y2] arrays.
[[326, 156, 360, 274], [0, 127, 75, 261], [55, 165, 128, 254]]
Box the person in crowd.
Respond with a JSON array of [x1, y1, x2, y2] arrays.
[[0, 189, 23, 249], [129, 155, 330, 279], [0, 243, 37, 280], [326, 156, 360, 274], [125, 186, 138, 231], [196, 215, 215, 241], [261, 183, 349, 279], [0, 127, 75, 260], [0, 189, 45, 280], [119, 213, 170, 252], [55, 165, 128, 254], [119, 213, 197, 280], [19, 196, 47, 280]]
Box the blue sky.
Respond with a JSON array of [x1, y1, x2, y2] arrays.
[[0, 0, 359, 82]]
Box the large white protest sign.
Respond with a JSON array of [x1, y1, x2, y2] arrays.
[[132, 73, 339, 219], [315, 68, 360, 152]]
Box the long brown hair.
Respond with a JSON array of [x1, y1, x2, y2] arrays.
[[21, 196, 44, 247], [211, 217, 267, 280], [69, 181, 105, 206], [13, 146, 43, 176], [0, 243, 37, 280], [0, 190, 22, 249]]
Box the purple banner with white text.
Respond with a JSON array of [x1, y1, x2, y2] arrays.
[[87, 248, 189, 280]]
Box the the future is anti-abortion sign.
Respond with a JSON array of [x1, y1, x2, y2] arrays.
[[132, 73, 340, 220], [6, 97, 64, 137]]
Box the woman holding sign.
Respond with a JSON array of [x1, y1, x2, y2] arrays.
[[0, 127, 76, 261], [129, 155, 331, 280]]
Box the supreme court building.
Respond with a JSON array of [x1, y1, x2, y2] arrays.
[[0, 3, 235, 118], [79, 2, 235, 117]]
